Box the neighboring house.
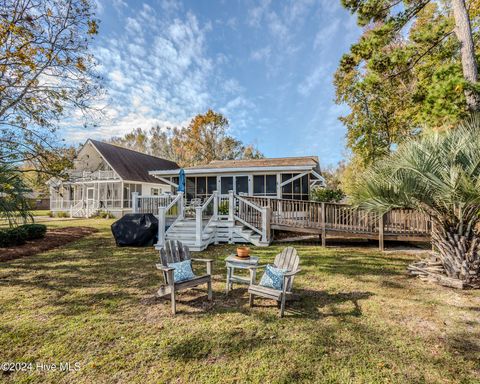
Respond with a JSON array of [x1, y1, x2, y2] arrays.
[[148, 156, 325, 202], [48, 139, 179, 218]]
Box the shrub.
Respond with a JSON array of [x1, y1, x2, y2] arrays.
[[310, 187, 345, 203], [48, 211, 54, 217], [94, 210, 116, 219], [218, 201, 229, 215], [57, 211, 69, 218], [20, 224, 47, 240], [0, 227, 28, 247]]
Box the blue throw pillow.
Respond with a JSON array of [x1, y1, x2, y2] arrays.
[[167, 260, 195, 283], [259, 264, 287, 290]]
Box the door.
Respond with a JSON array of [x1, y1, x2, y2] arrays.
[[87, 187, 94, 203]]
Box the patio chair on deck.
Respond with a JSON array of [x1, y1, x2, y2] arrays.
[[248, 247, 301, 317], [156, 240, 213, 315]]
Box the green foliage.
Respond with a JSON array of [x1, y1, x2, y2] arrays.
[[352, 114, 480, 219], [335, 1, 478, 166], [56, 211, 70, 218], [0, 164, 31, 226], [0, 227, 27, 247], [310, 187, 345, 203], [19, 224, 47, 240], [218, 201, 230, 215], [94, 211, 116, 219]]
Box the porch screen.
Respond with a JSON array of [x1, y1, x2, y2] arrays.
[[253, 175, 276, 197], [123, 184, 142, 208], [281, 174, 309, 200], [186, 176, 216, 201]]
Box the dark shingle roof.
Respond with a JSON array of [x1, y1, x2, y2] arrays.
[[89, 139, 179, 183]]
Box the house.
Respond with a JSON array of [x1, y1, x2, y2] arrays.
[[48, 139, 179, 218], [130, 156, 326, 251], [148, 156, 325, 202]]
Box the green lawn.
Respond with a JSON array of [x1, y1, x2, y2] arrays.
[[0, 219, 479, 383]]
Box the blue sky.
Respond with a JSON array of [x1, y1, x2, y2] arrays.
[[68, 0, 361, 166]]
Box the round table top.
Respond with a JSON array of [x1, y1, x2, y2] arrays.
[[225, 254, 259, 265]]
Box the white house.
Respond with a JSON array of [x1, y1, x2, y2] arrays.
[[48, 139, 179, 217]]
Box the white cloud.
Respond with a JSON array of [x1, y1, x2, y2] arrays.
[[297, 65, 328, 96], [250, 46, 271, 61]]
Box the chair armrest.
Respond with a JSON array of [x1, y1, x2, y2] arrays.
[[284, 269, 301, 277], [282, 269, 301, 294], [248, 265, 266, 285], [156, 264, 174, 272], [156, 264, 175, 285]]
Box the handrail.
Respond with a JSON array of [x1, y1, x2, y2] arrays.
[[195, 192, 217, 247], [70, 200, 84, 218], [156, 192, 184, 248], [234, 193, 271, 242]]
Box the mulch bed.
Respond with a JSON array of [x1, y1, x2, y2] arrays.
[[0, 227, 98, 262]]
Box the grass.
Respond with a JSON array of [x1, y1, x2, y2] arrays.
[[0, 218, 479, 383]]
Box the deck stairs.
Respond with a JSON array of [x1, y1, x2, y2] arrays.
[[164, 218, 264, 252]]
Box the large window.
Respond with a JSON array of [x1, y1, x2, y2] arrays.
[[186, 176, 217, 201], [253, 175, 277, 197], [123, 183, 142, 208], [281, 173, 309, 200]]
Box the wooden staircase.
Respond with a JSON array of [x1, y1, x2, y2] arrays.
[[163, 218, 266, 251]]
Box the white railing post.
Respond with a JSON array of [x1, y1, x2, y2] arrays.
[[132, 192, 139, 213], [228, 190, 234, 221], [70, 204, 73, 218], [178, 192, 184, 219], [213, 190, 218, 219], [262, 206, 272, 243], [157, 206, 166, 247], [195, 206, 203, 247]]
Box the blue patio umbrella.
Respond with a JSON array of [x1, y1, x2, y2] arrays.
[[178, 169, 186, 193]]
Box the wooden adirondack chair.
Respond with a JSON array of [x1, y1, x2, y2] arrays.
[[156, 240, 213, 315], [248, 247, 301, 317]]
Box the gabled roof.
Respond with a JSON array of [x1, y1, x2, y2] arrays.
[[192, 156, 320, 170], [88, 139, 179, 183], [149, 156, 322, 176]]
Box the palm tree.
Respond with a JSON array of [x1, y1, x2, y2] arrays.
[[352, 115, 480, 286], [0, 164, 31, 226]]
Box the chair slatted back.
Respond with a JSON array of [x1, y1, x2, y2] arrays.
[[160, 240, 191, 266], [273, 247, 299, 292]]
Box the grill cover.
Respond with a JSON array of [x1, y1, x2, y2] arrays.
[[111, 214, 158, 247]]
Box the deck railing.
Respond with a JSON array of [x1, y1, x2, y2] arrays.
[[133, 193, 175, 215], [244, 196, 430, 249], [156, 192, 184, 247]]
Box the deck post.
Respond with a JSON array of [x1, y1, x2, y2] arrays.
[[195, 206, 203, 247], [178, 191, 184, 219], [379, 213, 385, 251], [321, 202, 326, 247], [213, 190, 218, 219], [157, 206, 166, 247], [228, 190, 234, 221], [132, 192, 139, 213], [262, 207, 272, 243]]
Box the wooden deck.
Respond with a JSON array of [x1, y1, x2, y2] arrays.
[[244, 196, 431, 249], [135, 192, 432, 250]]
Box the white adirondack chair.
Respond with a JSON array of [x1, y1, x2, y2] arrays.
[[248, 247, 301, 317]]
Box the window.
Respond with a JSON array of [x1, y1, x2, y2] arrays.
[[220, 176, 233, 194], [253, 175, 277, 197], [151, 188, 160, 196], [281, 174, 309, 200]]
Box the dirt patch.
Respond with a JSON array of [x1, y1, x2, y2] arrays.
[[0, 227, 98, 262]]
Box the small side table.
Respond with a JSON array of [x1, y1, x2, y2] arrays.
[[225, 254, 259, 294]]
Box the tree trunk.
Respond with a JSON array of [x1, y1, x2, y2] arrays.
[[431, 224, 480, 285], [451, 0, 480, 111]]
